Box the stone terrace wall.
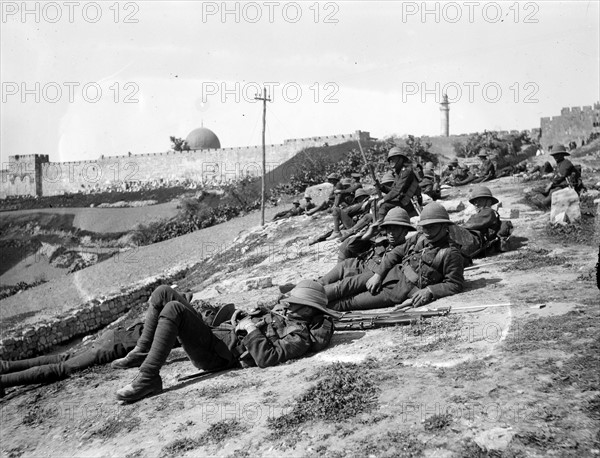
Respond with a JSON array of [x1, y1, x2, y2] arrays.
[[0, 270, 187, 361], [540, 103, 600, 150]]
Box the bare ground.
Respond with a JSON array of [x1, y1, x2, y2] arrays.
[[1, 172, 599, 458]]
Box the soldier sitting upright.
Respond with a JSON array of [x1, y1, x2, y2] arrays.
[[376, 147, 421, 222], [530, 144, 583, 208]]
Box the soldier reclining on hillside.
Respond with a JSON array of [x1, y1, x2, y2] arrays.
[[112, 281, 337, 403], [323, 203, 465, 311], [0, 323, 143, 397]]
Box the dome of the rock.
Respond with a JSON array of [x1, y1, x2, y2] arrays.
[[185, 127, 221, 150]]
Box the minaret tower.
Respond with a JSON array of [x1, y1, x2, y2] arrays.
[[440, 94, 450, 137]]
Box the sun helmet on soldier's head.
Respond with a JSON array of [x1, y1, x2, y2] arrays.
[[469, 185, 499, 205], [380, 207, 416, 230], [418, 202, 454, 226], [285, 280, 340, 317], [380, 171, 395, 185], [351, 172, 362, 179], [387, 147, 409, 162], [292, 199, 300, 205], [327, 173, 340, 181], [353, 188, 370, 201], [478, 148, 489, 158], [549, 144, 570, 156]]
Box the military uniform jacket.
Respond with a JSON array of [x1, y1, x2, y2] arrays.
[[213, 307, 312, 369], [374, 233, 464, 299], [337, 182, 362, 197], [550, 158, 578, 190], [383, 166, 420, 206], [345, 236, 396, 270], [479, 160, 496, 179], [463, 208, 501, 242]]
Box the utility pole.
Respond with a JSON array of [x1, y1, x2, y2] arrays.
[[255, 87, 271, 226]]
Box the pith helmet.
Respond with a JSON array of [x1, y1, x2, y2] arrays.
[[550, 144, 570, 156], [449, 159, 459, 166], [285, 280, 341, 318], [211, 303, 236, 326], [469, 185, 499, 205], [380, 207, 416, 230], [478, 148, 488, 158], [387, 147, 409, 162], [418, 202, 454, 226], [351, 172, 362, 179], [327, 173, 340, 181], [354, 188, 370, 200], [380, 171, 396, 184], [292, 199, 300, 205]]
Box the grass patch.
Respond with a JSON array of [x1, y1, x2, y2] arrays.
[[268, 362, 380, 435], [87, 409, 141, 439], [501, 247, 569, 271], [423, 413, 452, 431], [160, 419, 247, 457], [351, 431, 425, 458]]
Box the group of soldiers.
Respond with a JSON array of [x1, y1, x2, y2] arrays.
[[0, 143, 583, 404]]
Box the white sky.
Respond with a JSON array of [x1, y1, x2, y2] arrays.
[[1, 1, 599, 163]]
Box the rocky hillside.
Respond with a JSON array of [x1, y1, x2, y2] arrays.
[[1, 165, 599, 457]]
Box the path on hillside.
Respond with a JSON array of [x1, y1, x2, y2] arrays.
[[0, 206, 281, 329], [1, 202, 179, 233]]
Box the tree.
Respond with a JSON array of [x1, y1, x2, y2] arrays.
[[170, 136, 189, 152]]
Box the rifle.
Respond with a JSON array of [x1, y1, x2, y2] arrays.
[[333, 307, 449, 330], [357, 139, 382, 222]]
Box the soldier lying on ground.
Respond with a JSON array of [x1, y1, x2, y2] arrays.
[[420, 166, 441, 201], [323, 202, 464, 311], [470, 150, 496, 183], [441, 160, 459, 184], [272, 199, 304, 221], [320, 208, 416, 285], [529, 144, 584, 208], [448, 185, 512, 259], [306, 173, 343, 216], [329, 188, 371, 239], [0, 323, 144, 397], [302, 195, 316, 212], [113, 281, 337, 403], [338, 171, 397, 243]]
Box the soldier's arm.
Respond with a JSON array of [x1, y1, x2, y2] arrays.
[[427, 248, 465, 299], [463, 208, 497, 232], [242, 325, 311, 368]]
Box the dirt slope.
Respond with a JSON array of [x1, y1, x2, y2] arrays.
[[1, 172, 599, 458]]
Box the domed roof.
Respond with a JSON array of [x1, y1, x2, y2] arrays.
[[185, 127, 221, 150]]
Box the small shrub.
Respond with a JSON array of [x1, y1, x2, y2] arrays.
[[268, 362, 380, 434]]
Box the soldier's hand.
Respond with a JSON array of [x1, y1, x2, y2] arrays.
[[235, 316, 257, 333], [411, 288, 434, 307], [362, 222, 380, 240], [366, 274, 383, 294]]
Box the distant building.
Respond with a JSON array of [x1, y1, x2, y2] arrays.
[[185, 126, 221, 150]]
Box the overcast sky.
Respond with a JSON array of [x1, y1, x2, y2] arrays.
[[1, 1, 599, 163]]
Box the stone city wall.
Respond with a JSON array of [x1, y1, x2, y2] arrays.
[[540, 103, 600, 150], [1, 132, 368, 198]]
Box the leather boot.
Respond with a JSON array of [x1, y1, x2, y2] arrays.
[[110, 346, 148, 369], [115, 372, 162, 403]]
